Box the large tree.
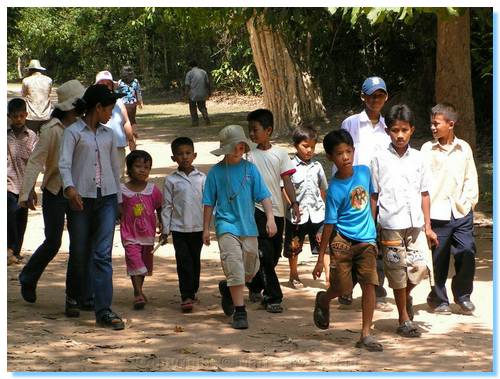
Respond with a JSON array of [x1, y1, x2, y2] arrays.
[[246, 11, 326, 135]]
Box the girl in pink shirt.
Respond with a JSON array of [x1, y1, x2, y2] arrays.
[[120, 150, 163, 309]]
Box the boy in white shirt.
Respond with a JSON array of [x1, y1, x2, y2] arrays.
[[161, 137, 205, 313], [371, 104, 438, 337]]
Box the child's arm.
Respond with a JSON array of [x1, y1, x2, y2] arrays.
[[203, 205, 213, 246], [422, 191, 439, 248], [160, 179, 173, 245], [370, 193, 379, 222], [312, 223, 335, 280], [282, 174, 301, 224], [261, 197, 277, 237], [118, 101, 136, 151]]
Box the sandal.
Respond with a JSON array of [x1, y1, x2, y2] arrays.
[[356, 335, 383, 352], [406, 295, 414, 321], [133, 296, 146, 310], [96, 311, 125, 330], [313, 291, 330, 330], [181, 298, 194, 313], [266, 303, 283, 313], [396, 320, 421, 338], [288, 279, 304, 289]]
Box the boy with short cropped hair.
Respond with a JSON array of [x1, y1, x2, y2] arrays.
[[283, 126, 328, 288], [370, 104, 437, 337], [161, 137, 206, 313], [421, 103, 479, 315], [246, 108, 300, 313], [312, 129, 382, 352], [338, 76, 392, 310], [202, 125, 277, 329], [7, 98, 38, 265]]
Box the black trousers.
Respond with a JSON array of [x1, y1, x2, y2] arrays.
[[7, 191, 28, 256], [247, 209, 284, 304], [427, 211, 476, 306], [189, 100, 210, 125], [172, 231, 203, 301]]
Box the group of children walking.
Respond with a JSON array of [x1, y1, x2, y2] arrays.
[[9, 75, 478, 352]]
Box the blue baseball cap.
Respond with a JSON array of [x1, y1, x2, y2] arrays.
[[362, 77, 387, 95]]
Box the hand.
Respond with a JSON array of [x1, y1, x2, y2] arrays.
[[65, 186, 83, 211], [138, 101, 143, 109], [128, 138, 136, 151], [157, 222, 163, 234], [266, 219, 277, 237], [291, 203, 301, 224], [117, 203, 123, 221], [312, 259, 324, 280], [426, 228, 439, 248], [315, 232, 322, 244], [159, 234, 168, 245], [29, 190, 38, 209], [203, 229, 211, 246]]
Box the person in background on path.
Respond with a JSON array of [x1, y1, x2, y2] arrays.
[[18, 80, 85, 304], [312, 129, 382, 352], [184, 60, 211, 127], [117, 66, 143, 137], [59, 84, 124, 329], [246, 108, 300, 314], [95, 70, 136, 178], [421, 103, 479, 316], [337, 76, 392, 312], [283, 126, 328, 288], [21, 59, 53, 134], [160, 137, 205, 313], [7, 98, 38, 265], [370, 104, 437, 338], [120, 150, 163, 310], [202, 125, 277, 329]]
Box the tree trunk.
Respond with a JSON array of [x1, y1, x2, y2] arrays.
[[435, 9, 476, 149], [246, 14, 326, 136]]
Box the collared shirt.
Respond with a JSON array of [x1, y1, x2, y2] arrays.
[[371, 144, 431, 229], [185, 67, 210, 101], [19, 118, 66, 202], [420, 137, 478, 221], [247, 146, 296, 217], [333, 110, 390, 174], [59, 118, 122, 202], [161, 168, 206, 235], [118, 79, 142, 105], [7, 125, 38, 195], [288, 155, 328, 224], [21, 72, 53, 121]]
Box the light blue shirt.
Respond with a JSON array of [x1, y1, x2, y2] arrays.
[[203, 159, 271, 237], [105, 99, 127, 148], [325, 165, 376, 243], [59, 118, 121, 202]]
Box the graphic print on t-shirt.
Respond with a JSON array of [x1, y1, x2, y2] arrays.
[[350, 185, 368, 210]]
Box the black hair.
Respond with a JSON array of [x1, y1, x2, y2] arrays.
[[431, 103, 458, 123], [385, 104, 415, 128], [323, 129, 354, 155], [171, 137, 194, 154], [73, 84, 119, 115], [125, 150, 153, 177], [120, 65, 134, 82], [247, 108, 274, 132], [51, 107, 82, 121], [8, 98, 27, 115], [189, 60, 198, 68], [292, 126, 318, 145]]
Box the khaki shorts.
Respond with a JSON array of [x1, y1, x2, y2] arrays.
[[217, 233, 260, 286], [328, 233, 379, 294], [380, 228, 431, 289]]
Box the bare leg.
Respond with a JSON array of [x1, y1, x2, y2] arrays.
[[323, 254, 331, 288], [131, 275, 144, 297], [229, 284, 245, 307], [360, 283, 376, 338], [289, 255, 300, 281]]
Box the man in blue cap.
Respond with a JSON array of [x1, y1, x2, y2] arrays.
[[335, 76, 393, 312]]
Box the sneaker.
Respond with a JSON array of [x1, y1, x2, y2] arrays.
[[218, 280, 234, 316], [96, 310, 125, 330], [248, 291, 263, 303], [65, 297, 80, 318], [20, 281, 36, 303], [232, 311, 249, 329], [266, 303, 284, 313], [433, 303, 452, 315]]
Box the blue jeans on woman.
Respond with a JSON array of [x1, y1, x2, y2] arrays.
[[19, 189, 69, 288], [66, 191, 117, 318]]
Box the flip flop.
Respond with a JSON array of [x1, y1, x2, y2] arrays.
[[133, 296, 146, 310], [288, 279, 304, 289], [355, 335, 383, 352], [313, 291, 330, 330], [181, 299, 194, 313], [396, 320, 421, 338]]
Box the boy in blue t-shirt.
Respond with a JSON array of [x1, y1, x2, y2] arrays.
[[312, 129, 382, 352], [202, 125, 277, 330]]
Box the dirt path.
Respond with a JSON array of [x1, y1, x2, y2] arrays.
[[7, 88, 494, 373]]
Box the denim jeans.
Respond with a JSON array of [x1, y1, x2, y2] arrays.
[[7, 191, 28, 255], [19, 189, 69, 287], [66, 191, 117, 317]]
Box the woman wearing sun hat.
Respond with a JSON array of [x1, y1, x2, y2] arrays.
[[18, 79, 85, 305], [21, 59, 54, 134]]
